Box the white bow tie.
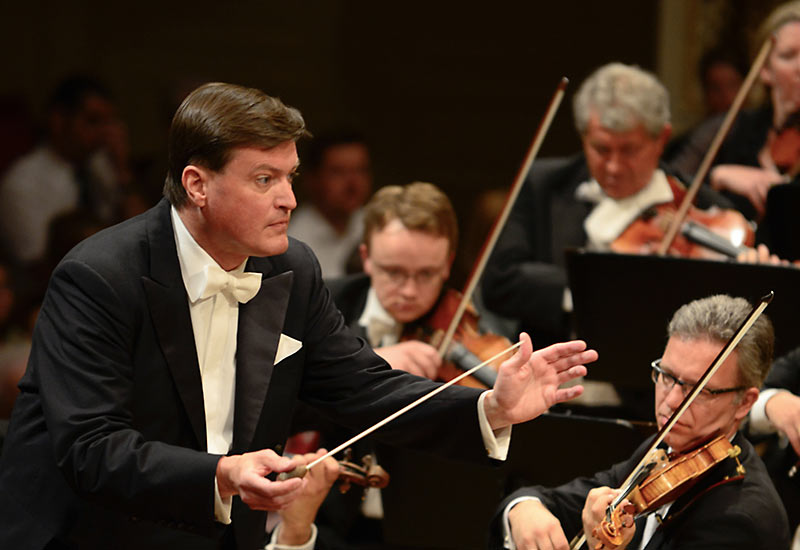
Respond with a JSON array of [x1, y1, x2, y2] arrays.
[[198, 265, 262, 303]]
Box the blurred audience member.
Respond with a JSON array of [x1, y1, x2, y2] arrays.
[[700, 46, 748, 117], [0, 75, 130, 266], [289, 131, 372, 278], [0, 95, 37, 178], [664, 46, 748, 174]]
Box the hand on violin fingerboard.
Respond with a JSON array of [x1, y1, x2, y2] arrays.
[[736, 243, 793, 266], [374, 341, 441, 379], [483, 334, 597, 429], [507, 499, 570, 550], [276, 449, 339, 545]]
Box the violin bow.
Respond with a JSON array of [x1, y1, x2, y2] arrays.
[[657, 36, 775, 256], [569, 291, 773, 549], [436, 78, 569, 358]]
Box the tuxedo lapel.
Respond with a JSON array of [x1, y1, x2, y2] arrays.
[[232, 267, 294, 453], [141, 200, 207, 450]]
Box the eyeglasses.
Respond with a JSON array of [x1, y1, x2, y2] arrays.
[[650, 359, 746, 402], [371, 262, 446, 287]]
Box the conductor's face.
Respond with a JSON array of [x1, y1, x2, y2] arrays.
[[183, 142, 299, 270]]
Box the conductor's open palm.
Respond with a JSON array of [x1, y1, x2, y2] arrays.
[[484, 333, 597, 429]]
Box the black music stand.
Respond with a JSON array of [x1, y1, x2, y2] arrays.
[[758, 182, 800, 262], [566, 250, 800, 394]]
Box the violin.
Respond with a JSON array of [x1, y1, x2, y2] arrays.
[[403, 288, 510, 389], [611, 177, 755, 260], [768, 111, 800, 176], [335, 448, 390, 494], [592, 435, 745, 550]]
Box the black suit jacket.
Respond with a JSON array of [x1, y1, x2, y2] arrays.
[[754, 346, 800, 534], [324, 273, 371, 340], [0, 199, 488, 550], [488, 433, 790, 550]]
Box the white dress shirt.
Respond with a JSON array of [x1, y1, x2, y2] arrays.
[[577, 169, 674, 250], [172, 207, 262, 524]]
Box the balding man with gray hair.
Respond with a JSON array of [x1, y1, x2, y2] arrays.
[[481, 62, 729, 348]]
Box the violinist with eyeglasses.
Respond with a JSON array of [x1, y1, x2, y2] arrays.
[[287, 181, 512, 548], [490, 295, 790, 550]]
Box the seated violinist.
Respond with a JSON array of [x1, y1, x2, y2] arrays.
[[327, 180, 461, 379], [287, 181, 468, 548], [489, 294, 789, 550], [480, 62, 732, 348]]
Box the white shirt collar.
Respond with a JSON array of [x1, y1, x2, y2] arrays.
[[170, 206, 248, 303], [583, 169, 674, 250], [357, 287, 401, 347]]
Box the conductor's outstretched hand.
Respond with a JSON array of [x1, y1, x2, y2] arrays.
[[483, 333, 597, 430]]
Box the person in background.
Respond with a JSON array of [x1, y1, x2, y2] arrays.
[[288, 130, 372, 278], [669, 1, 800, 220], [288, 181, 465, 548], [0, 75, 131, 266], [480, 62, 729, 349]]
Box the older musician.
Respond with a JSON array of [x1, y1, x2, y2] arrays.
[[480, 63, 729, 348], [490, 294, 789, 550]]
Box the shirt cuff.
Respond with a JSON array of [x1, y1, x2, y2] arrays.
[[502, 496, 541, 549], [214, 476, 233, 524], [749, 388, 783, 435], [265, 523, 317, 550], [478, 391, 512, 460]]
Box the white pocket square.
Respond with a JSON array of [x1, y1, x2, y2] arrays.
[[275, 334, 302, 364]]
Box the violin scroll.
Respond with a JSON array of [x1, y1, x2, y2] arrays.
[[277, 448, 390, 494], [591, 501, 636, 550], [336, 449, 390, 494]]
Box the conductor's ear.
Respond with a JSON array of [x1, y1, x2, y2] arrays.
[[182, 165, 209, 207]]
